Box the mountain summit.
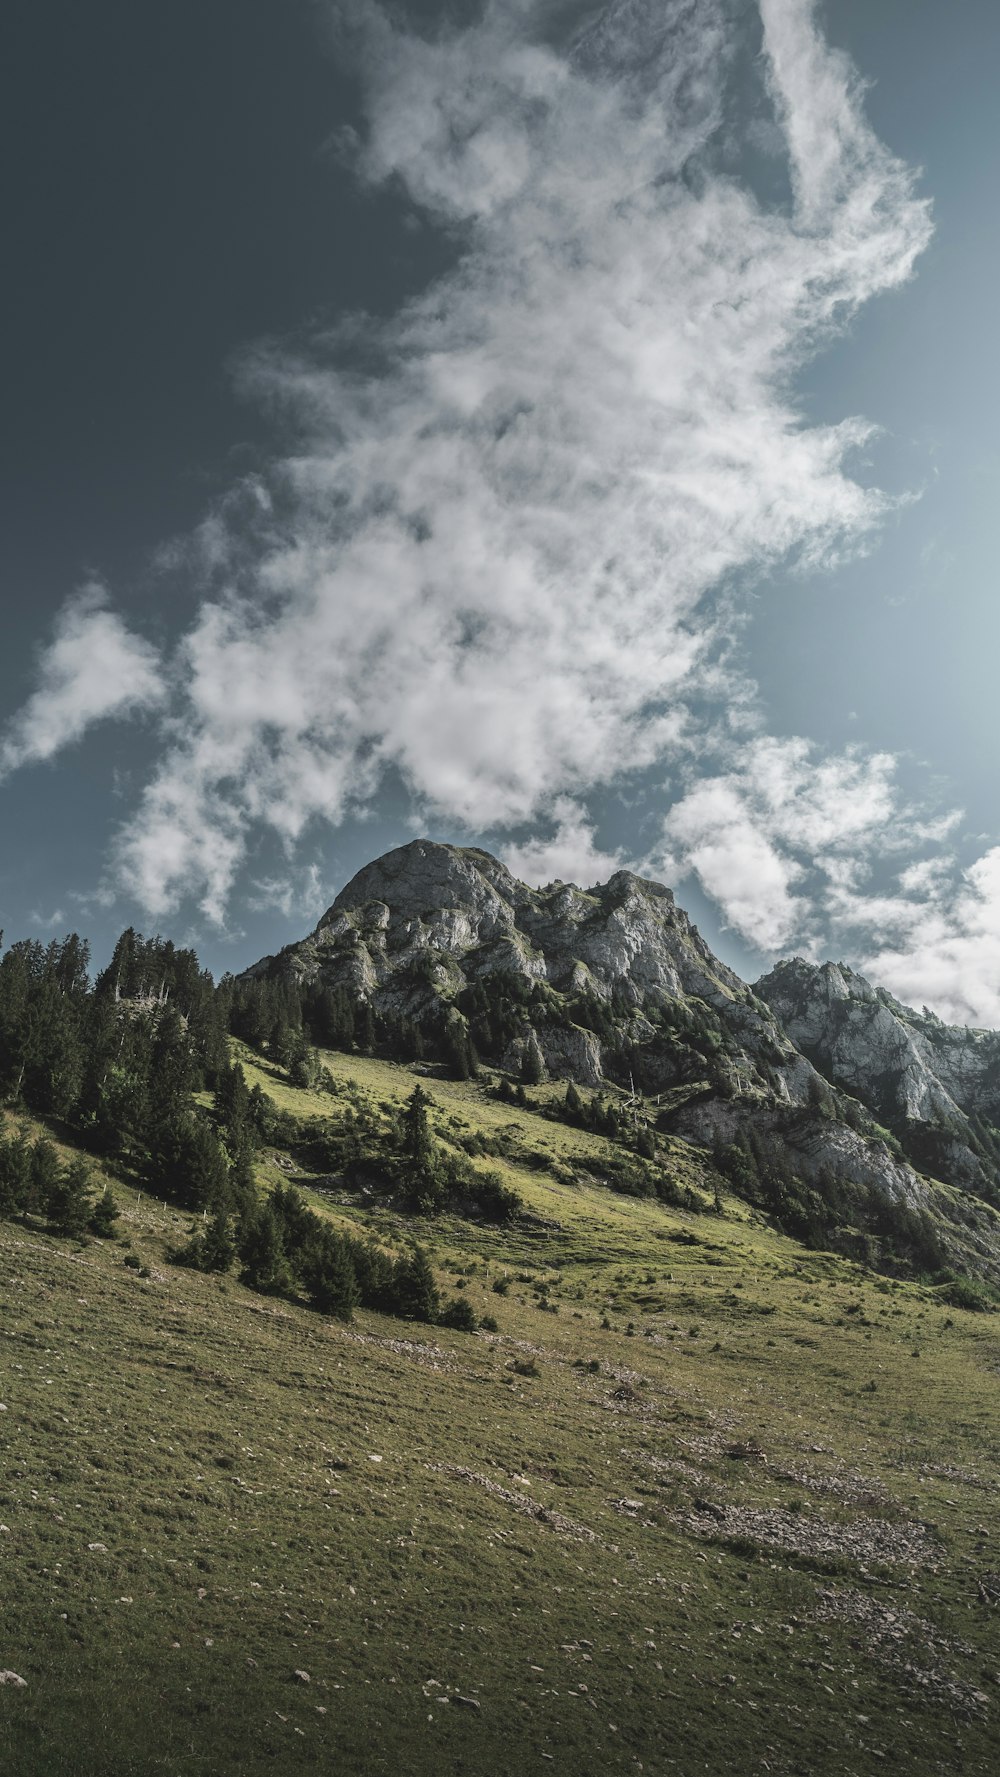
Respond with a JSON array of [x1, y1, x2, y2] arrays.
[[243, 840, 1000, 1280], [247, 839, 756, 1085]]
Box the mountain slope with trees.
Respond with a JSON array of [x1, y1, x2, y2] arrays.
[[238, 840, 1000, 1284]]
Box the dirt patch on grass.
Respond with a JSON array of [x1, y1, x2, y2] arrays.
[[812, 1585, 989, 1715], [340, 1329, 461, 1373], [430, 1463, 596, 1542], [678, 1501, 940, 1568]]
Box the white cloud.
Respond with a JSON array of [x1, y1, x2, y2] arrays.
[[0, 583, 164, 779], [658, 774, 804, 949], [500, 797, 625, 888], [246, 863, 330, 922], [92, 0, 928, 919], [654, 736, 901, 949], [898, 856, 953, 897], [11, 2, 992, 1025], [814, 846, 1000, 1027], [28, 907, 66, 930]]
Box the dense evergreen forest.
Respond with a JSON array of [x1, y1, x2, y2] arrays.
[[0, 925, 977, 1313], [0, 928, 489, 1329]]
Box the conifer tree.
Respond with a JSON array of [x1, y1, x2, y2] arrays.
[[356, 1002, 376, 1053], [303, 1230, 360, 1321], [398, 1085, 443, 1212], [200, 1208, 237, 1273], [28, 1137, 62, 1219], [239, 1202, 291, 1295], [89, 1188, 120, 1238], [146, 1112, 230, 1211], [401, 1084, 434, 1163], [0, 1127, 32, 1217], [47, 1156, 93, 1237], [521, 1031, 546, 1085], [391, 1244, 440, 1323]]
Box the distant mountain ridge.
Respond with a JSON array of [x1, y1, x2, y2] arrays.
[[756, 957, 1000, 1205], [243, 839, 1000, 1280]]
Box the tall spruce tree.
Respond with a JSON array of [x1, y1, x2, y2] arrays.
[[391, 1245, 439, 1322]]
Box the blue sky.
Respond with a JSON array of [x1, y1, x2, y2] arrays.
[[2, 0, 1000, 1022]]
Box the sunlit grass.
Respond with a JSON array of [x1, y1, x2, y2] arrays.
[[1, 1047, 999, 1774]]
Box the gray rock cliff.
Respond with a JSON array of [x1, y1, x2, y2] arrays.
[[756, 957, 1000, 1204], [243, 840, 1000, 1281]]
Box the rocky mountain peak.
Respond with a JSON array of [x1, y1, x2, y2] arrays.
[[275, 839, 743, 1028], [756, 952, 1000, 1203], [240, 838, 1000, 1282], [758, 955, 879, 1011], [326, 840, 525, 928]]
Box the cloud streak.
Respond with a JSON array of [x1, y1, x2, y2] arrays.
[[100, 0, 930, 923], [0, 584, 165, 780], [655, 735, 900, 951], [6, 0, 959, 1009]]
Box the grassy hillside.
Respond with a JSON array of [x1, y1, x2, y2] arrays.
[[2, 1048, 999, 1775]]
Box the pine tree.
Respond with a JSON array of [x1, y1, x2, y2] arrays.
[[146, 1007, 194, 1125], [89, 1188, 120, 1238], [350, 1240, 397, 1312], [401, 1085, 434, 1162], [398, 1085, 443, 1212], [521, 1031, 546, 1085], [269, 1182, 316, 1257], [303, 1231, 360, 1322], [0, 1127, 32, 1218], [47, 1156, 93, 1237], [200, 1207, 237, 1273], [391, 1245, 440, 1323], [28, 1137, 62, 1219], [282, 1029, 310, 1088], [445, 1021, 471, 1080], [239, 1202, 291, 1295], [146, 1112, 230, 1211], [439, 1295, 477, 1332]]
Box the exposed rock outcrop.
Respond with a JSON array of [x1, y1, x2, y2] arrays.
[[247, 840, 811, 1097], [243, 839, 1000, 1281], [756, 958, 1000, 1204]]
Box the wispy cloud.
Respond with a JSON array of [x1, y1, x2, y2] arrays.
[[500, 796, 625, 888], [245, 862, 330, 922], [28, 907, 66, 931], [0, 583, 164, 780], [827, 848, 1000, 1028], [6, 0, 962, 1009], [96, 0, 928, 922], [654, 736, 900, 950]]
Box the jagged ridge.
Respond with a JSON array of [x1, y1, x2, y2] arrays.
[[243, 840, 1000, 1282], [756, 957, 1000, 1207]]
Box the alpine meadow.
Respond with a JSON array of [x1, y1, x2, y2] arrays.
[[3, 2, 1000, 1774]]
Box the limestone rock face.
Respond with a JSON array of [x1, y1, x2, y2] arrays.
[[242, 842, 907, 1118], [323, 843, 527, 950], [243, 838, 1000, 1277], [756, 957, 1000, 1198], [501, 1022, 605, 1089], [248, 839, 760, 1073]]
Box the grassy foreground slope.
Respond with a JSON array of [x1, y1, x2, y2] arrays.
[[2, 1050, 1000, 1776]]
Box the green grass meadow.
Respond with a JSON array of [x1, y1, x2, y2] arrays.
[[2, 1048, 999, 1774]]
